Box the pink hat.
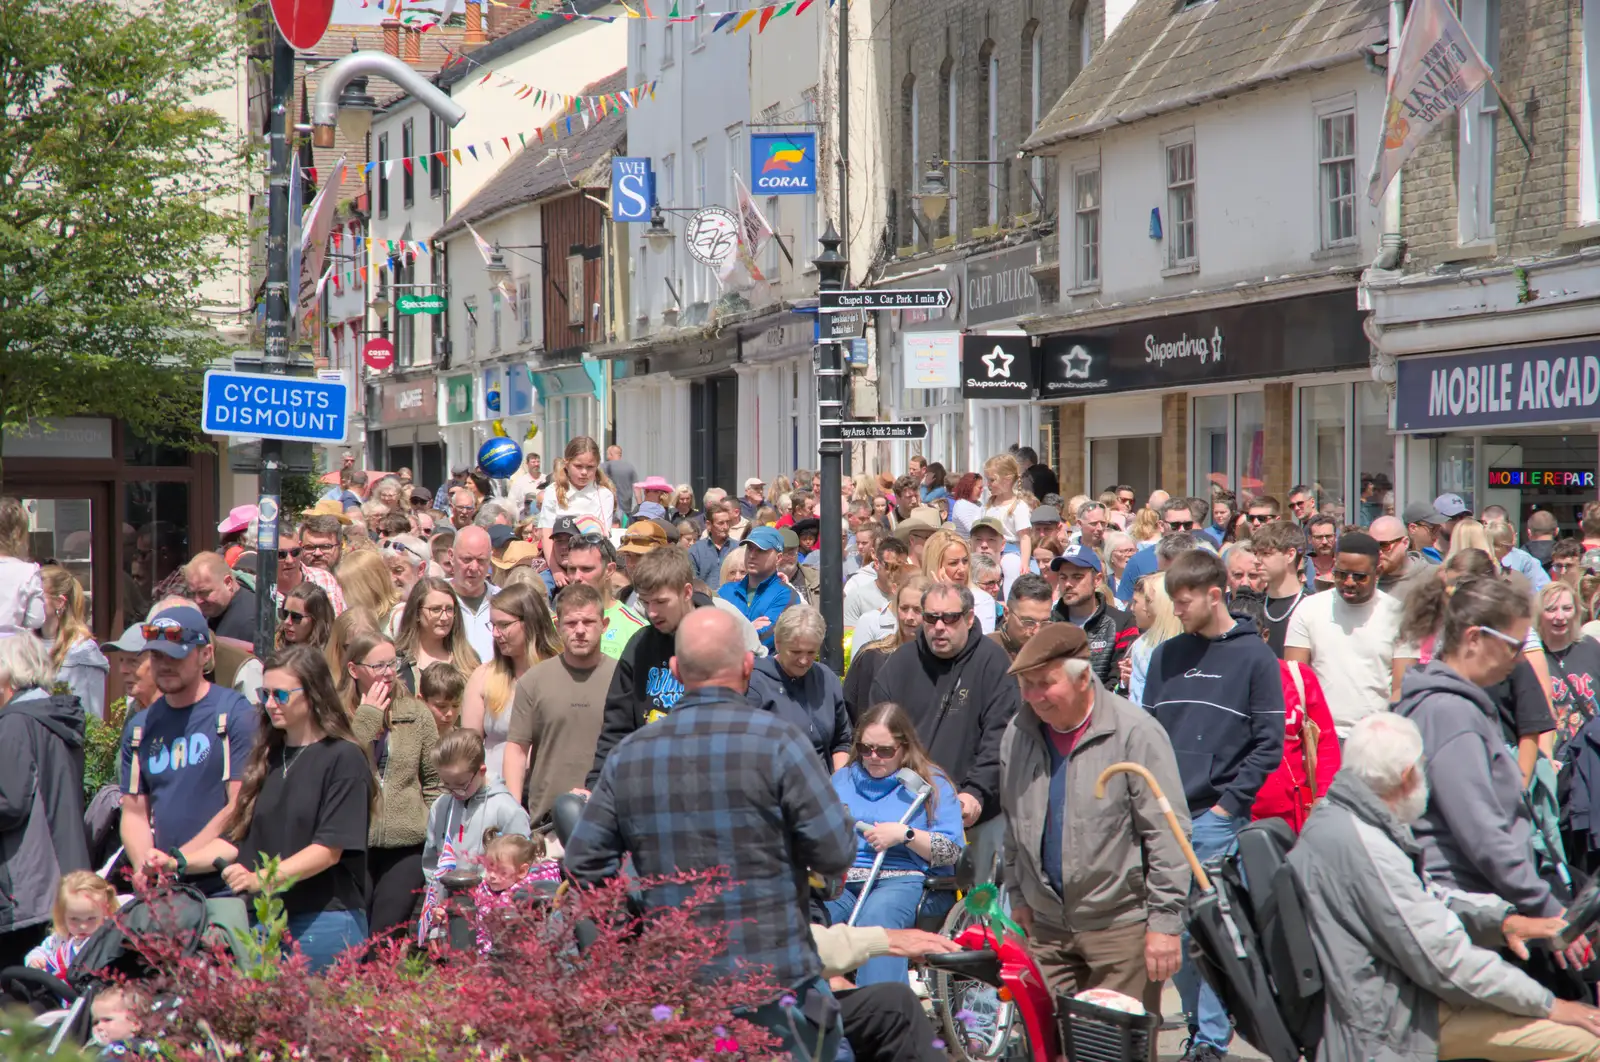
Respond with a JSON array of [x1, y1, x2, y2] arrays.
[[637, 475, 674, 494], [217, 504, 259, 535]]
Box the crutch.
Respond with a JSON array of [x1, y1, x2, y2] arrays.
[[849, 768, 934, 926]]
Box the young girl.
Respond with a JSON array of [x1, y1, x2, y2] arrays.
[[91, 983, 150, 1054], [27, 871, 119, 975], [472, 828, 561, 953], [982, 454, 1034, 565], [0, 496, 45, 637], [537, 437, 617, 560]]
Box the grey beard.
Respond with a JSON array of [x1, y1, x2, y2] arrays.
[[1394, 776, 1430, 825]]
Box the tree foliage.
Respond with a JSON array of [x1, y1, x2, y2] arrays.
[[0, 0, 250, 449]]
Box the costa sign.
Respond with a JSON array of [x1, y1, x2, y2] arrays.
[[362, 337, 396, 371]]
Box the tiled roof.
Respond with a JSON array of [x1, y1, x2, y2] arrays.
[[436, 69, 626, 237], [1023, 0, 1387, 150]]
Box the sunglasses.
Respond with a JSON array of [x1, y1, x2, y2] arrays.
[[1374, 537, 1407, 550], [257, 687, 303, 708], [278, 608, 309, 623], [1332, 568, 1372, 583], [859, 742, 901, 760], [559, 532, 609, 548], [1246, 513, 1272, 524], [141, 624, 203, 645], [383, 540, 426, 562], [921, 610, 969, 627], [1166, 520, 1195, 530], [281, 546, 303, 559]]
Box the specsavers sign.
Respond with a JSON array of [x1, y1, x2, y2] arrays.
[[1393, 340, 1600, 431]]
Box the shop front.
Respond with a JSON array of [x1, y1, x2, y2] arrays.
[[531, 358, 605, 459], [1391, 341, 1600, 531], [369, 376, 444, 487], [737, 312, 818, 484], [1037, 288, 1377, 510], [1, 417, 218, 637], [439, 371, 477, 474], [610, 334, 738, 492], [881, 259, 967, 470], [965, 243, 1045, 466]]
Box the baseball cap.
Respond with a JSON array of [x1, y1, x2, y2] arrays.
[[1401, 501, 1445, 526], [409, 486, 433, 506], [1007, 624, 1089, 675], [141, 606, 211, 659], [778, 527, 800, 551], [1583, 549, 1600, 575], [491, 540, 542, 570], [486, 525, 516, 551], [217, 504, 258, 535], [1433, 493, 1469, 518], [549, 515, 582, 539], [1030, 506, 1062, 526], [619, 520, 670, 554], [101, 624, 148, 655], [744, 477, 766, 490], [969, 516, 1007, 538], [1050, 545, 1103, 573], [452, 464, 471, 477], [745, 526, 784, 552]]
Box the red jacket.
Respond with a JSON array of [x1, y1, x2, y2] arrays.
[[1251, 660, 1341, 832]]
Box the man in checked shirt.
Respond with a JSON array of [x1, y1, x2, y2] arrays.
[[566, 607, 859, 1061]]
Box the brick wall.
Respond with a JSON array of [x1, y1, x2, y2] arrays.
[[888, 0, 1102, 249], [1263, 382, 1294, 503], [1057, 401, 1086, 497], [1402, 0, 1593, 267], [1160, 393, 1188, 494]]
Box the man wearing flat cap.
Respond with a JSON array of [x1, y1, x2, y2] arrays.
[[998, 624, 1191, 1036]]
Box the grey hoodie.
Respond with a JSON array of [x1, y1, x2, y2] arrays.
[[0, 689, 90, 933], [1394, 660, 1561, 917], [54, 637, 109, 722], [421, 778, 532, 881]]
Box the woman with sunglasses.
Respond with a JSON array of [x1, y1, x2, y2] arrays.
[[277, 583, 334, 651], [394, 577, 481, 691], [920, 529, 997, 634], [459, 584, 559, 781], [1392, 576, 1589, 981], [823, 701, 964, 986], [844, 574, 931, 720], [339, 630, 442, 939], [182, 645, 375, 971]]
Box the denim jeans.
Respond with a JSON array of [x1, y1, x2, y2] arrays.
[[822, 877, 925, 985], [285, 908, 369, 972], [1173, 809, 1241, 1051], [741, 976, 844, 1062]]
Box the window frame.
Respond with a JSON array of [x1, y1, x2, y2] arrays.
[[1457, 0, 1500, 246], [1162, 131, 1197, 270], [377, 132, 389, 218], [517, 277, 533, 345], [428, 113, 443, 199], [401, 118, 415, 209], [1072, 163, 1101, 291], [1314, 96, 1358, 250]]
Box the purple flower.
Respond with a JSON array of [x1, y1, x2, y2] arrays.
[[779, 993, 797, 1009], [651, 1004, 674, 1023], [932, 1039, 946, 1050], [954, 1008, 980, 1031], [714, 1025, 728, 1038], [603, 1024, 618, 1035]]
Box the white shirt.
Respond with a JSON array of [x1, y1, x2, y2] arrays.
[[852, 605, 896, 651], [537, 479, 616, 531], [950, 499, 982, 538], [984, 499, 1032, 544], [454, 582, 503, 662], [843, 573, 890, 629], [1284, 589, 1405, 729]]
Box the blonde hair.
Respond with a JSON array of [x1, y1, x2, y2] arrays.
[[982, 454, 1022, 502], [336, 550, 398, 620], [324, 606, 379, 679], [1447, 518, 1494, 564], [1134, 574, 1183, 649], [53, 870, 117, 939], [719, 545, 748, 587], [39, 567, 93, 674], [552, 436, 615, 511], [865, 572, 934, 654], [1537, 580, 1584, 641], [920, 529, 971, 586], [0, 497, 28, 558], [482, 584, 559, 720], [395, 577, 482, 679], [1131, 507, 1163, 545], [483, 828, 547, 870]]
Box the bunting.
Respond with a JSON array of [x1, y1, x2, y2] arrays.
[[480, 0, 819, 34]]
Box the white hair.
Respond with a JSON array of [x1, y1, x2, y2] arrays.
[[774, 604, 827, 648], [1063, 657, 1091, 679], [0, 632, 54, 691], [387, 535, 430, 570], [1344, 713, 1425, 798]]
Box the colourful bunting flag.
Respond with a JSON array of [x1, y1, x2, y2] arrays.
[[758, 5, 776, 30], [712, 11, 737, 30]]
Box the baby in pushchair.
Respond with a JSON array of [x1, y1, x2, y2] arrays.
[[24, 872, 120, 978]]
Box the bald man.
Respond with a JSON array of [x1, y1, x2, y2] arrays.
[[567, 606, 856, 1057], [451, 525, 500, 660], [182, 552, 258, 644], [1372, 514, 1435, 606]]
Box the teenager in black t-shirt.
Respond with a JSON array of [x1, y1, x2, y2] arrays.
[[1251, 519, 1310, 658], [184, 645, 375, 971]]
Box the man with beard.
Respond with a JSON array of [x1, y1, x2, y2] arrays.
[[1371, 515, 1436, 606], [1288, 712, 1600, 1062]]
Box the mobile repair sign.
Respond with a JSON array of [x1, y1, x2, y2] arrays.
[[1392, 341, 1600, 431]]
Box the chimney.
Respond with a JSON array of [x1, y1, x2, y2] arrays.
[[382, 18, 400, 57], [402, 26, 422, 64], [465, 0, 487, 44]]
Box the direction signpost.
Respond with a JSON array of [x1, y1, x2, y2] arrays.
[[820, 421, 928, 441], [820, 289, 951, 312]]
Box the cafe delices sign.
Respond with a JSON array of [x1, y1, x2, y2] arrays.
[[1037, 290, 1369, 397]]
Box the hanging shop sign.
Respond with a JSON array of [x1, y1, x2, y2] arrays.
[[1038, 290, 1368, 398], [750, 132, 817, 195], [396, 292, 447, 315], [966, 243, 1041, 327], [685, 207, 740, 268], [1487, 468, 1598, 489], [611, 157, 655, 223], [1393, 339, 1600, 431], [904, 332, 962, 389], [381, 378, 438, 426], [443, 373, 475, 425], [961, 334, 1037, 399]]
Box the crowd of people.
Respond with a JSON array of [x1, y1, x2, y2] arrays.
[[12, 435, 1600, 1060]]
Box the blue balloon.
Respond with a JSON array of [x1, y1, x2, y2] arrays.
[[477, 436, 522, 479]]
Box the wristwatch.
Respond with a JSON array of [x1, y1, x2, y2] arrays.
[[905, 827, 916, 842]]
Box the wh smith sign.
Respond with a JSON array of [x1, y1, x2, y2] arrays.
[[611, 157, 654, 223], [750, 133, 816, 195], [1393, 341, 1600, 431], [203, 370, 349, 444]]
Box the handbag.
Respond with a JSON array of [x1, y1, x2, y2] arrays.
[[1286, 662, 1322, 800]]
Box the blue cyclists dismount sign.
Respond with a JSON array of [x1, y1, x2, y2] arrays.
[[202, 369, 349, 444], [611, 157, 654, 223], [751, 132, 816, 195]]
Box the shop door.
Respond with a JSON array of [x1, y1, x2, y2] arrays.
[[16, 484, 113, 637], [690, 374, 739, 498], [418, 443, 445, 494]]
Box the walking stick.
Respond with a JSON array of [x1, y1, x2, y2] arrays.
[[1094, 761, 1211, 891]]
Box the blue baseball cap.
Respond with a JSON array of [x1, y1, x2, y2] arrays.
[[1050, 545, 1103, 574], [745, 526, 784, 553], [141, 605, 211, 659]]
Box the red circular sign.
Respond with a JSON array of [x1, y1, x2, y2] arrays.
[[363, 337, 396, 371], [269, 0, 335, 51]]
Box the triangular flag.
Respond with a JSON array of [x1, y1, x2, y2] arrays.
[[619, 0, 638, 15], [467, 145, 478, 160], [485, 141, 495, 158], [668, 0, 678, 13], [435, 151, 447, 167], [518, 132, 527, 147], [758, 6, 776, 30], [307, 167, 318, 186], [417, 155, 429, 174], [453, 148, 463, 164], [642, 0, 653, 14], [777, 1, 794, 13], [385, 159, 395, 179], [712, 11, 737, 30], [733, 10, 757, 30], [358, 266, 368, 283], [364, 161, 376, 174], [466, 223, 497, 267], [402, 158, 414, 176], [502, 136, 511, 151], [796, 0, 815, 11], [480, 72, 493, 84]]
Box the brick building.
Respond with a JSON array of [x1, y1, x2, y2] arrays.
[[1361, 0, 1600, 529]]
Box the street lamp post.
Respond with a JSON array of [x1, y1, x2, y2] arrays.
[[252, 42, 466, 660], [814, 222, 847, 672]]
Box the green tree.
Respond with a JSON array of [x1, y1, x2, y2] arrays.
[[0, 0, 249, 474]]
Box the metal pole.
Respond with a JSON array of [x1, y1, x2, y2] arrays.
[[254, 24, 295, 663], [815, 223, 847, 673], [837, 0, 848, 272]]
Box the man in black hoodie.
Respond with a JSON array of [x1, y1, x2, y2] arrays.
[[869, 581, 1020, 831], [1141, 550, 1284, 1062], [1049, 546, 1137, 694], [587, 546, 736, 788], [0, 632, 90, 968]]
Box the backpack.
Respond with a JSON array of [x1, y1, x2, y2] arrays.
[[1218, 819, 1324, 1061]]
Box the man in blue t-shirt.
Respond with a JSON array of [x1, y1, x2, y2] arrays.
[[119, 604, 257, 894]]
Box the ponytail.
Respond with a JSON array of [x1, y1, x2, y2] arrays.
[[1399, 547, 1497, 648], [1439, 575, 1532, 657]]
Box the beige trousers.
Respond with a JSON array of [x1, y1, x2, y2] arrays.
[[1439, 1003, 1600, 1062]]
